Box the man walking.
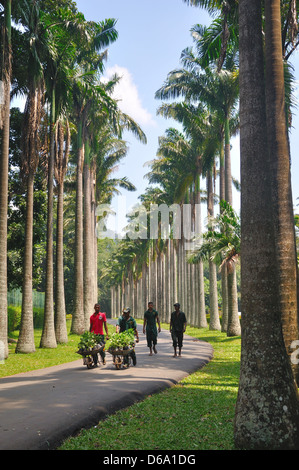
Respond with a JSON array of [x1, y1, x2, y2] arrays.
[[116, 307, 139, 365], [143, 301, 161, 356], [170, 303, 187, 357], [90, 303, 109, 365]]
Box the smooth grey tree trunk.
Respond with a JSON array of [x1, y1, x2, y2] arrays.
[[16, 173, 36, 353], [55, 182, 68, 343], [71, 145, 85, 335], [234, 0, 299, 449], [0, 2, 11, 359]]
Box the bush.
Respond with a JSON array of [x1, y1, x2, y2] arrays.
[[7, 306, 22, 333], [107, 329, 135, 350], [7, 305, 44, 333], [33, 307, 44, 328]]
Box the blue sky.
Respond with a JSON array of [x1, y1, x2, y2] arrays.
[[74, 0, 299, 233], [14, 1, 299, 232], [75, 0, 227, 233]]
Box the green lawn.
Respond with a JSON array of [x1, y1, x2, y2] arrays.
[[1, 319, 114, 378], [2, 320, 241, 450]]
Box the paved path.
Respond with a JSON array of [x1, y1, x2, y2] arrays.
[[0, 322, 213, 450]]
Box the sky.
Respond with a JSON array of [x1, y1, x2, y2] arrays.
[[13, 0, 299, 234], [74, 0, 223, 234], [74, 0, 299, 235]]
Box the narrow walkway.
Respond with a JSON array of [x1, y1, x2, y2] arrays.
[[0, 322, 213, 450]]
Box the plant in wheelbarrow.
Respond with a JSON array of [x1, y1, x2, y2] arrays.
[[76, 331, 104, 356], [107, 329, 136, 368], [107, 329, 135, 353]]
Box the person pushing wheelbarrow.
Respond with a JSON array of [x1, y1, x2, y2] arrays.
[[116, 307, 139, 366]]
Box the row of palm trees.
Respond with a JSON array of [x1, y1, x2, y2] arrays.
[[187, 0, 299, 450], [0, 0, 146, 356], [104, 5, 241, 335], [1, 0, 299, 449], [105, 0, 299, 449]]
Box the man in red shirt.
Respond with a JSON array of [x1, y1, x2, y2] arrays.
[[90, 303, 109, 365]]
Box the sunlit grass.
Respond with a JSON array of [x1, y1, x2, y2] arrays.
[[0, 319, 115, 378]]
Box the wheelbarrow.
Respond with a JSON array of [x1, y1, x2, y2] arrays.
[[108, 346, 136, 369], [76, 343, 105, 369]]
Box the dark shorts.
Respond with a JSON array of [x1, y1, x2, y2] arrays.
[[171, 330, 184, 348], [146, 330, 157, 347], [92, 335, 105, 363], [124, 349, 137, 366]]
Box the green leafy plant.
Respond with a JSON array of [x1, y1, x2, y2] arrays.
[[77, 332, 102, 351], [108, 329, 135, 350]]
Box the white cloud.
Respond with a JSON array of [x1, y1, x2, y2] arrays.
[[103, 65, 156, 127]]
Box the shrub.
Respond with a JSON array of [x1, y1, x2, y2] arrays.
[[7, 305, 44, 333], [33, 307, 44, 328], [7, 306, 22, 333]]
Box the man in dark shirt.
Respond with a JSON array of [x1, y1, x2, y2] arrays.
[[170, 303, 187, 357], [143, 301, 161, 356], [116, 308, 139, 365]]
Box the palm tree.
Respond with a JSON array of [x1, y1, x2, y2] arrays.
[[54, 118, 70, 343], [14, 0, 46, 353], [264, 0, 299, 384], [156, 47, 240, 327], [70, 81, 89, 335], [16, 84, 45, 354], [234, 0, 299, 450], [189, 200, 241, 335], [0, 0, 12, 359], [205, 166, 221, 330], [144, 126, 208, 327], [70, 18, 119, 335], [82, 73, 147, 326], [40, 1, 86, 347]]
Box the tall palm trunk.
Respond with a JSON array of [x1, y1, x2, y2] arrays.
[[0, 0, 11, 360], [226, 262, 241, 336], [207, 170, 220, 330], [54, 120, 70, 344], [142, 261, 148, 313], [40, 87, 57, 349], [195, 178, 207, 328], [16, 173, 36, 353], [264, 0, 299, 383], [234, 0, 299, 450], [71, 121, 85, 334], [224, 117, 232, 204], [55, 181, 68, 343], [91, 165, 98, 302], [224, 116, 240, 336], [17, 84, 43, 353], [219, 138, 228, 332], [83, 160, 94, 329]]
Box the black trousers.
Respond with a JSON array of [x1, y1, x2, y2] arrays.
[[171, 330, 184, 348], [92, 335, 106, 364]]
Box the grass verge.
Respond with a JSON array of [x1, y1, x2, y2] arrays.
[[1, 319, 115, 378], [58, 324, 241, 450]]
